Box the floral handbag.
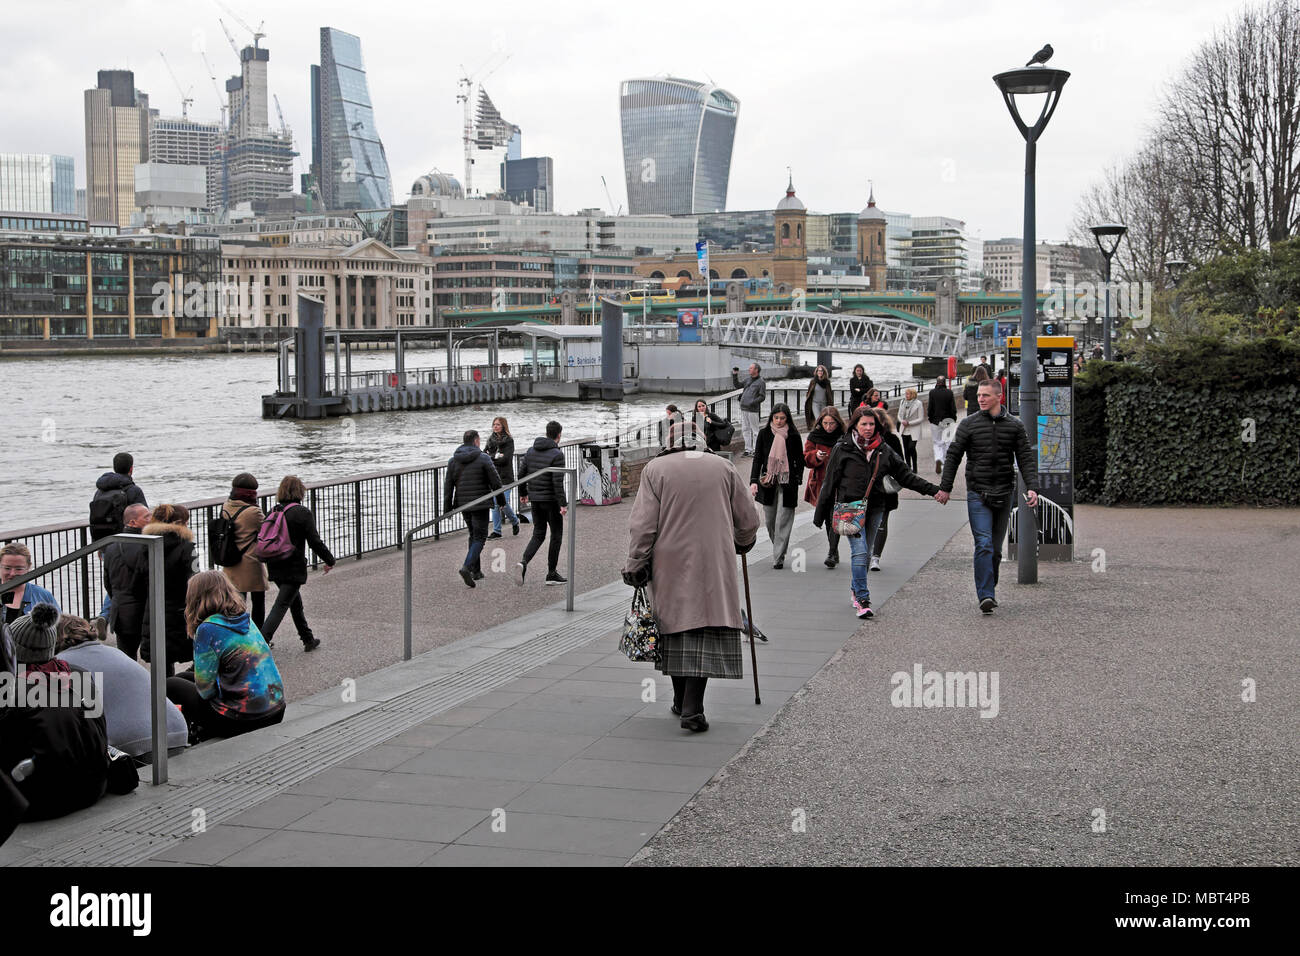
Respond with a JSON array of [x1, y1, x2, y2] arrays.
[[831, 500, 868, 536], [619, 587, 661, 663], [831, 453, 882, 536]]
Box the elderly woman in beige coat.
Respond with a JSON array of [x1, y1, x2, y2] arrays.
[[220, 473, 268, 630], [623, 422, 760, 733]]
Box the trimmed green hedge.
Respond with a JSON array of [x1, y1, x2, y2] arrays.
[[1075, 339, 1300, 505]]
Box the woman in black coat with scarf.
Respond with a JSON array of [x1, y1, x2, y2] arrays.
[[813, 407, 943, 619], [848, 364, 874, 413], [748, 403, 804, 569], [486, 416, 520, 538]]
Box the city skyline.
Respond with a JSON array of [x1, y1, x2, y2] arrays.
[[7, 0, 1236, 237]]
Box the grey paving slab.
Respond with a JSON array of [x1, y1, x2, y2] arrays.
[[464, 690, 535, 709], [476, 706, 634, 737], [285, 767, 384, 799], [391, 747, 571, 782], [506, 782, 690, 823], [150, 824, 276, 865], [348, 773, 531, 810], [544, 758, 719, 793], [382, 721, 466, 750], [547, 650, 606, 667], [420, 845, 625, 867], [520, 662, 589, 679], [419, 705, 500, 727], [439, 727, 599, 760], [455, 810, 656, 857], [337, 744, 429, 772], [579, 736, 745, 768], [530, 678, 647, 700], [568, 665, 661, 683], [284, 799, 487, 843], [605, 716, 764, 745], [505, 692, 648, 716], [218, 829, 444, 867], [224, 794, 333, 830], [494, 676, 563, 694]]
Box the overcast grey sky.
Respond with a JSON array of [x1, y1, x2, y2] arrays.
[[7, 0, 1240, 240]]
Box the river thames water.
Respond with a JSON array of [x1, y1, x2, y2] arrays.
[[2, 348, 919, 529]]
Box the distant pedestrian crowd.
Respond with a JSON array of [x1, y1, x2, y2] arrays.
[[623, 356, 1038, 734]]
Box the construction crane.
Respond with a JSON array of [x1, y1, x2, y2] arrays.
[[217, 18, 241, 58], [158, 51, 194, 119], [272, 94, 289, 139], [217, 2, 265, 50], [601, 176, 622, 216], [198, 50, 228, 128], [457, 52, 511, 197]]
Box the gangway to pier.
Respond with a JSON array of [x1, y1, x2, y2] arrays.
[[711, 310, 966, 358]]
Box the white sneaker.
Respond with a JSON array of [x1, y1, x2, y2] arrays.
[[514, 562, 526, 586], [869, 556, 881, 571]]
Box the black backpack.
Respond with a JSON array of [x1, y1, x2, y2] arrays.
[[208, 504, 253, 567], [88, 489, 128, 541]]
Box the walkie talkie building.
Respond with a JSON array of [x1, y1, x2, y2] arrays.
[[620, 77, 739, 216]]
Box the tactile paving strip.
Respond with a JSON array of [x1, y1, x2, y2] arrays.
[[21, 599, 628, 867]]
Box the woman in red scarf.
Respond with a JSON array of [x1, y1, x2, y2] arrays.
[[812, 408, 944, 619]]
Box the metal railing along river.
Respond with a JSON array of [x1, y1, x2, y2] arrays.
[[2, 376, 968, 614], [1, 439, 591, 620]]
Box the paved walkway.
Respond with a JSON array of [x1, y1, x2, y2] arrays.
[[7, 434, 1291, 867]]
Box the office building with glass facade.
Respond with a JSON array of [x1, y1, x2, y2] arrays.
[[0, 154, 76, 215], [314, 27, 393, 210], [84, 71, 152, 229], [503, 157, 554, 212], [0, 233, 219, 339], [428, 212, 696, 257], [620, 77, 739, 215]]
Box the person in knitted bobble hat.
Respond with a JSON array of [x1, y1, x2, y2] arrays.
[[9, 603, 60, 668]]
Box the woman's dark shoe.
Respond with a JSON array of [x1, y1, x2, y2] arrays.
[[512, 522, 520, 536], [680, 713, 709, 733], [773, 561, 783, 570], [302, 637, 321, 652], [670, 702, 682, 716], [825, 551, 839, 568]]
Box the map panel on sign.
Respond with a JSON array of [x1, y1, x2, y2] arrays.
[[1037, 415, 1071, 473]]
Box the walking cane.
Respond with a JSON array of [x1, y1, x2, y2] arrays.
[[741, 553, 761, 705]]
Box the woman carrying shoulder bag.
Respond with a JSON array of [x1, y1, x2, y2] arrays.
[[749, 403, 804, 570], [813, 407, 944, 619], [260, 476, 334, 651], [804, 406, 846, 568]]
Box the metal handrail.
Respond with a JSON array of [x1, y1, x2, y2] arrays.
[[401, 466, 578, 661], [3, 532, 170, 785]]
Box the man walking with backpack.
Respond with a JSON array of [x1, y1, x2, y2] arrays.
[[936, 378, 1040, 614], [90, 452, 148, 542], [515, 421, 568, 587], [89, 452, 148, 622], [443, 430, 503, 589]]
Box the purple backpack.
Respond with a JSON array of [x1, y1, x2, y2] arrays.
[[254, 503, 297, 561]]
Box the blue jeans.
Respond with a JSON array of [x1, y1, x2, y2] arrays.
[[464, 510, 489, 573], [847, 509, 885, 604], [491, 498, 517, 534], [967, 493, 1013, 601]]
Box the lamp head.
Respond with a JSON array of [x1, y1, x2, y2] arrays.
[[993, 67, 1070, 141], [1090, 222, 1128, 259], [1164, 257, 1190, 284]]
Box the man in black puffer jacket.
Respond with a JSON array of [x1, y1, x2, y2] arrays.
[[515, 421, 568, 587], [938, 378, 1040, 614], [444, 430, 503, 589]]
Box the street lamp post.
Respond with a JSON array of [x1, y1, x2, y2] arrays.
[[994, 62, 1069, 586], [1090, 222, 1128, 360]]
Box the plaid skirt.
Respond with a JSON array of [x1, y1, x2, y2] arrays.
[[655, 626, 744, 679]]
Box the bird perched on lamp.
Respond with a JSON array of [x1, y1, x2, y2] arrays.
[[1026, 44, 1054, 67]]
